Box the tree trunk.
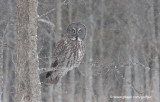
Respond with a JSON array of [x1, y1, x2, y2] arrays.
[[2, 1, 14, 102], [15, 0, 42, 102], [151, 0, 160, 101], [98, 0, 105, 101], [68, 3, 75, 102], [85, 1, 93, 102], [123, 44, 132, 102], [144, 1, 154, 102], [85, 29, 93, 102], [47, 28, 54, 102], [0, 25, 4, 102], [54, 0, 62, 102], [3, 40, 9, 102], [55, 0, 62, 42]]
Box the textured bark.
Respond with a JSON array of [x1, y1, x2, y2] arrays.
[[15, 0, 42, 102], [28, 0, 42, 102]]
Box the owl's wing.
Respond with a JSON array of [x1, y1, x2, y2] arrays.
[[45, 39, 67, 84], [51, 39, 67, 68], [45, 39, 66, 83]]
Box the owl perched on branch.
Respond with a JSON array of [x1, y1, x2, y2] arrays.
[[45, 22, 86, 84]]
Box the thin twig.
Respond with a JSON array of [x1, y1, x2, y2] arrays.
[[38, 8, 55, 18], [113, 65, 144, 94], [38, 0, 71, 19]]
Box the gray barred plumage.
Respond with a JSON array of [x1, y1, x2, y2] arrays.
[[45, 22, 86, 84]]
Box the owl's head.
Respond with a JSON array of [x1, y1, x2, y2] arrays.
[[67, 22, 86, 42]]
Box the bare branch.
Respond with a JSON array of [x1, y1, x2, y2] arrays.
[[38, 8, 56, 18], [38, 18, 55, 28], [39, 67, 57, 74]]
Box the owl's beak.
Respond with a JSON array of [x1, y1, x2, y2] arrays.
[[75, 33, 78, 40]]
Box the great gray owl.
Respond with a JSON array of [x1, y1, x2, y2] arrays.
[[45, 22, 86, 84]]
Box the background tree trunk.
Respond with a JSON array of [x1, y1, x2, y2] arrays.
[[54, 0, 62, 102], [3, 40, 9, 102], [85, 1, 93, 102], [97, 0, 105, 101], [0, 22, 4, 102], [151, 0, 160, 101], [68, 3, 75, 102], [15, 0, 42, 102], [47, 28, 54, 102]]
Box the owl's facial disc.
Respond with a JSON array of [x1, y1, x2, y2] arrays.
[[67, 22, 86, 42]]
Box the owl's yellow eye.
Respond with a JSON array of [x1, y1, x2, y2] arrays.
[[78, 30, 82, 33], [72, 29, 75, 33]]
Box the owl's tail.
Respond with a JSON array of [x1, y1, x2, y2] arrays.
[[40, 71, 60, 85]]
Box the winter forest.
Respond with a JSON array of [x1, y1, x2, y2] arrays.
[[0, 0, 160, 102]]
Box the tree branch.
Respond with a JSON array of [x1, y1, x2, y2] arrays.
[[38, 8, 55, 18], [39, 67, 57, 74], [38, 18, 55, 28]]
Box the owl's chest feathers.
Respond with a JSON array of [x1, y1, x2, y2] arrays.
[[65, 41, 85, 68]]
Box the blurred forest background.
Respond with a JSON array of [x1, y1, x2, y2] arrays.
[[0, 0, 160, 102]]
